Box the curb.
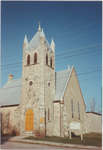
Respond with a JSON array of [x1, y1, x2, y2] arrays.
[[9, 137, 101, 149]]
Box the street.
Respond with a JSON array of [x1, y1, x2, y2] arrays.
[[0, 141, 102, 150]]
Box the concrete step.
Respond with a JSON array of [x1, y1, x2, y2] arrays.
[[23, 131, 34, 136]]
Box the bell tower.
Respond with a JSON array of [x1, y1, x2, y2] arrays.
[[20, 23, 55, 136]]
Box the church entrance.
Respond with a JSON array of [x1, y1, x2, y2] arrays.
[[25, 109, 34, 131]]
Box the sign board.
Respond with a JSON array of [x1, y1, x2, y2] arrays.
[[69, 121, 80, 130]]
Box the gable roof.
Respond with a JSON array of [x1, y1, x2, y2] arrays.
[[55, 68, 72, 100], [0, 68, 72, 106], [86, 112, 102, 116], [0, 79, 21, 106]]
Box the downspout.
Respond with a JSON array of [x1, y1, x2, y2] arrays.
[[44, 56, 46, 136], [45, 109, 46, 136], [60, 102, 61, 137]]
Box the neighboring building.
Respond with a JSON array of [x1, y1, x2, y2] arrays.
[[84, 112, 102, 133], [0, 24, 101, 137]]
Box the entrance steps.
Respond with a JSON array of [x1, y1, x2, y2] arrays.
[[23, 131, 34, 136], [23, 131, 41, 137]]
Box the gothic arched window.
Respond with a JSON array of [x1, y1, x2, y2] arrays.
[[34, 53, 37, 64], [48, 108, 50, 120], [27, 54, 30, 65], [46, 54, 48, 65], [71, 99, 74, 118], [78, 102, 80, 120], [50, 57, 52, 68]]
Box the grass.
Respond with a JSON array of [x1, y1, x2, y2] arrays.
[[24, 133, 102, 147]]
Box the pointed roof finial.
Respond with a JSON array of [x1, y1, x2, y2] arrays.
[[42, 28, 43, 33], [50, 38, 55, 51], [41, 28, 45, 37], [23, 34, 28, 49], [38, 22, 41, 32], [24, 34, 28, 44]]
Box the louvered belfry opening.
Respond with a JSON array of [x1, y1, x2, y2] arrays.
[[25, 109, 34, 131], [34, 53, 37, 64], [27, 54, 30, 65], [50, 57, 52, 68], [46, 54, 48, 65]]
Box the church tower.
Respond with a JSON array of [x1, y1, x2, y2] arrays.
[[20, 23, 55, 136]]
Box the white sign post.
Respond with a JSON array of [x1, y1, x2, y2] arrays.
[[68, 122, 83, 141]]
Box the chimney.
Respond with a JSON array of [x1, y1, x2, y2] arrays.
[[8, 74, 13, 81]]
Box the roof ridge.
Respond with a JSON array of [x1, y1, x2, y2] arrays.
[[56, 68, 71, 73], [60, 66, 73, 100]]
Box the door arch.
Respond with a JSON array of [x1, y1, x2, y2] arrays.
[[25, 109, 34, 131]]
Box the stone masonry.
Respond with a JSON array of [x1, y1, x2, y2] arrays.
[[0, 24, 102, 137]]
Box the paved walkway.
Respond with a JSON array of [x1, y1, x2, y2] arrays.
[[1, 141, 102, 150], [8, 136, 102, 150]]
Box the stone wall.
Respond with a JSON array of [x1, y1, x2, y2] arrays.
[[0, 105, 20, 135], [53, 102, 60, 136], [20, 36, 55, 137], [63, 67, 86, 136], [84, 112, 102, 133], [44, 51, 55, 136]]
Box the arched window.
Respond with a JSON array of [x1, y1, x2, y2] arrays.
[[48, 108, 50, 120], [34, 53, 37, 64], [50, 57, 52, 68], [71, 99, 74, 118], [78, 102, 80, 120], [25, 109, 34, 131], [46, 54, 48, 65], [27, 54, 30, 65]]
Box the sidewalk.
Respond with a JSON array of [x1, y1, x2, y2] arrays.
[[8, 136, 101, 149]]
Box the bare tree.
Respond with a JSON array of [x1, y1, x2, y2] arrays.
[[90, 98, 95, 112]]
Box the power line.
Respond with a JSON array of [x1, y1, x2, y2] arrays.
[[56, 49, 100, 63], [1, 43, 101, 62], [0, 45, 101, 69], [1, 68, 101, 90], [56, 44, 101, 57], [1, 51, 101, 71]]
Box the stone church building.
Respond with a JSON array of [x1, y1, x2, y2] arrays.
[[0, 24, 101, 137]]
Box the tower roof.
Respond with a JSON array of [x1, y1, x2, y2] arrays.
[[27, 24, 49, 50]]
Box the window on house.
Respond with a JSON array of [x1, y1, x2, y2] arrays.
[[27, 54, 30, 65], [46, 54, 48, 65], [71, 99, 74, 118], [48, 108, 50, 120], [78, 102, 80, 120], [50, 57, 52, 68], [34, 53, 37, 64]]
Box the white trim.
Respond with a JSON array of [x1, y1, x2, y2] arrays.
[[60, 66, 74, 100]]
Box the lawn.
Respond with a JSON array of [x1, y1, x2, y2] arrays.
[[24, 133, 102, 146]]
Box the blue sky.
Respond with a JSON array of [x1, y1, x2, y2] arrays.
[[1, 1, 102, 112]]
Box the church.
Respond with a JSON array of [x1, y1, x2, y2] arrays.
[[0, 24, 101, 137]]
